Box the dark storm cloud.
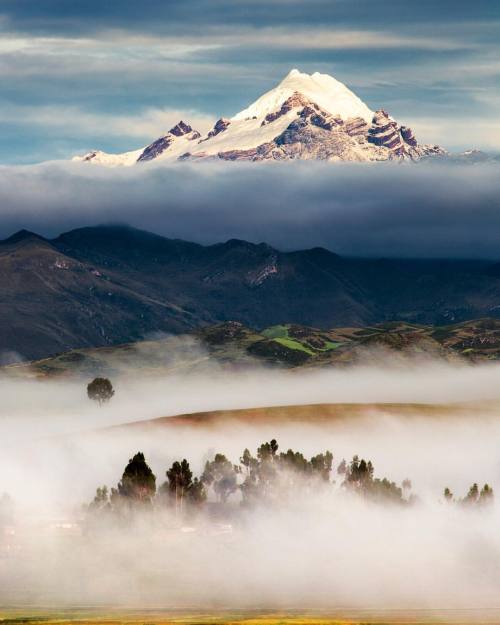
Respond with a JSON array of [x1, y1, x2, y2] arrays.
[[0, 160, 499, 258]]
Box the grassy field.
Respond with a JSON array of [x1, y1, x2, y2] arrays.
[[6, 318, 500, 381], [2, 610, 500, 625]]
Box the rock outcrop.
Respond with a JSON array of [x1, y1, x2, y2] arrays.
[[210, 99, 446, 162], [137, 121, 200, 162], [203, 117, 231, 141]]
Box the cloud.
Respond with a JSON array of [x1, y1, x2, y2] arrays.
[[1, 160, 500, 258], [0, 8, 498, 161], [0, 104, 214, 142], [411, 117, 500, 151], [2, 1, 497, 36]]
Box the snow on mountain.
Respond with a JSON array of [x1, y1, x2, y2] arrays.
[[72, 121, 200, 167], [233, 68, 373, 123], [72, 148, 142, 167], [72, 69, 447, 165]]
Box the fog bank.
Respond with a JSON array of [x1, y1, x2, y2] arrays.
[[1, 359, 500, 608]]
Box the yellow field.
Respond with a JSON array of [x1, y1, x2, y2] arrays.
[[3, 609, 500, 625], [110, 399, 500, 433]]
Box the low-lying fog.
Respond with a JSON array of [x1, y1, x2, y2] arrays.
[[2, 358, 500, 609]]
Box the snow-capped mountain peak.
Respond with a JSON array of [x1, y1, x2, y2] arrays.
[[232, 68, 373, 123], [72, 68, 448, 166]]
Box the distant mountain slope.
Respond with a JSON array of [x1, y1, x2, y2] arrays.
[[2, 225, 500, 361], [73, 69, 447, 165], [0, 229, 202, 360]]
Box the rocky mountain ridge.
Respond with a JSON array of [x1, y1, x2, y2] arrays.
[[3, 225, 500, 362]]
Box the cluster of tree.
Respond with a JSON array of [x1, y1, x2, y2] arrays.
[[83, 380, 496, 512], [342, 455, 413, 504], [88, 451, 157, 516], [238, 441, 336, 506], [88, 439, 416, 520], [443, 483, 494, 506]]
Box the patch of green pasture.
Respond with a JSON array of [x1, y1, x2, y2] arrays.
[[273, 337, 314, 355], [261, 325, 289, 339], [319, 341, 343, 351]]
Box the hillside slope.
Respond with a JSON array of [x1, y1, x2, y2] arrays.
[[2, 225, 500, 361], [7, 319, 500, 379]]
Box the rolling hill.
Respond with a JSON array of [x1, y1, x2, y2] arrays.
[[7, 319, 500, 379]]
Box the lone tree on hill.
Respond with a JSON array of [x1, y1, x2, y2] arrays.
[[87, 377, 115, 406]]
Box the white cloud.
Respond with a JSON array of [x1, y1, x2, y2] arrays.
[[0, 104, 215, 144], [410, 116, 500, 151]]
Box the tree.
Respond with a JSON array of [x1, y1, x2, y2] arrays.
[[165, 459, 193, 515], [310, 451, 334, 481], [443, 487, 453, 502], [116, 452, 156, 504], [479, 483, 494, 505], [337, 459, 347, 475], [89, 486, 110, 511], [202, 453, 238, 503], [186, 477, 207, 507], [257, 439, 279, 462], [240, 448, 257, 475], [345, 455, 374, 488], [87, 377, 115, 406], [343, 455, 405, 504], [463, 482, 479, 505], [279, 449, 309, 474]]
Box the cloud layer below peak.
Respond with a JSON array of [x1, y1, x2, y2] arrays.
[[1, 160, 500, 259]]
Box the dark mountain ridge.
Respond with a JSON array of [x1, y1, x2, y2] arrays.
[[1, 224, 499, 361]]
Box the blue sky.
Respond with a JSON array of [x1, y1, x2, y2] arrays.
[[1, 0, 499, 163]]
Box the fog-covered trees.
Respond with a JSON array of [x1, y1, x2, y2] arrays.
[[166, 459, 192, 507], [87, 377, 115, 406], [115, 452, 156, 504], [202, 454, 239, 503], [480, 484, 494, 504], [343, 455, 406, 504], [87, 440, 495, 526], [161, 459, 206, 514], [443, 483, 494, 506], [187, 477, 207, 507], [89, 486, 110, 512], [237, 441, 336, 506]]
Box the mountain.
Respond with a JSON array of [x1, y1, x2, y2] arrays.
[[75, 121, 202, 167], [8, 319, 500, 379], [73, 69, 447, 165], [2, 225, 500, 362]]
